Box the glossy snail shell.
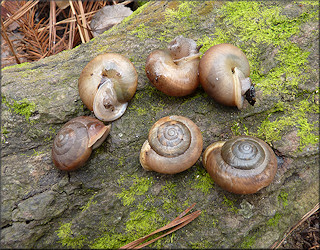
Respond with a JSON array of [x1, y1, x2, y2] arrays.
[[52, 116, 111, 171], [202, 135, 277, 194], [78, 53, 138, 121], [199, 43, 256, 109], [145, 35, 201, 96], [140, 115, 203, 174]]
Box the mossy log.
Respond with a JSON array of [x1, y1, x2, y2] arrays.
[[1, 1, 319, 248]]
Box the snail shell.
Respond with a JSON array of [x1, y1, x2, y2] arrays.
[[145, 35, 201, 97], [140, 115, 203, 174], [78, 53, 138, 121], [199, 43, 256, 109], [202, 135, 277, 194], [52, 116, 111, 171]]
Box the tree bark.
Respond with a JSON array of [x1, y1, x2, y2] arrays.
[[1, 1, 319, 248]]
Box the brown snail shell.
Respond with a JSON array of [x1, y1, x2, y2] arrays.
[[145, 35, 201, 97], [78, 53, 138, 121], [52, 116, 111, 171], [140, 115, 203, 174], [202, 135, 277, 194], [199, 43, 256, 109]]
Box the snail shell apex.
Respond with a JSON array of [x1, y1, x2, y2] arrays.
[[203, 135, 277, 194], [52, 116, 111, 171], [140, 115, 203, 174]]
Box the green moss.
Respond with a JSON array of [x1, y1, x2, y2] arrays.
[[165, 1, 197, 22], [231, 121, 249, 136], [1, 62, 30, 71], [44, 126, 56, 142], [190, 239, 212, 249], [90, 200, 166, 249], [240, 234, 256, 249], [212, 218, 218, 227], [255, 98, 319, 149], [1, 126, 9, 143], [161, 181, 178, 212], [128, 105, 147, 116], [91, 178, 171, 249], [137, 1, 148, 7], [116, 174, 153, 206], [150, 99, 165, 113], [56, 222, 87, 248], [80, 193, 97, 212], [198, 1, 318, 96], [117, 156, 125, 167], [196, 2, 319, 150], [181, 92, 203, 106], [90, 233, 126, 249], [2, 96, 36, 123], [191, 167, 214, 194], [130, 23, 152, 41], [157, 1, 199, 42], [222, 195, 239, 214], [267, 212, 282, 227], [125, 202, 163, 239], [121, 1, 151, 27], [278, 191, 289, 208]]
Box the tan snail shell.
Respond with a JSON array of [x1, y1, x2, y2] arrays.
[[145, 35, 201, 96], [199, 43, 256, 109], [140, 115, 203, 174], [52, 116, 111, 171], [202, 135, 277, 194], [78, 53, 138, 121]]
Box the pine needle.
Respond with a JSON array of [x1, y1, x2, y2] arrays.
[[120, 203, 201, 249]]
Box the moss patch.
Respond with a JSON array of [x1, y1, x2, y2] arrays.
[[240, 234, 257, 249], [198, 1, 319, 150], [2, 95, 36, 123], [116, 174, 153, 206], [278, 191, 289, 209], [1, 61, 31, 71], [267, 212, 282, 227], [191, 167, 214, 194], [222, 195, 239, 214], [56, 223, 87, 248], [90, 174, 172, 249], [198, 1, 318, 95], [80, 193, 97, 212], [255, 98, 319, 149]]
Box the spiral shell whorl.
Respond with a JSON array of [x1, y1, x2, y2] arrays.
[[203, 135, 277, 194], [52, 121, 91, 171], [149, 120, 191, 157], [221, 137, 265, 170], [140, 115, 203, 174]]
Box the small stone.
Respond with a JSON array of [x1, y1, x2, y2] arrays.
[[90, 5, 133, 37]]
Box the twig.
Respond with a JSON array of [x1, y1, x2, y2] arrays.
[[271, 202, 320, 249], [69, 0, 85, 43], [2, 1, 39, 29], [120, 203, 201, 249], [77, 0, 90, 42], [49, 1, 57, 54], [1, 18, 21, 64]]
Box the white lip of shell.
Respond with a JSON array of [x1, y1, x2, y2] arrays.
[[93, 79, 128, 122]]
